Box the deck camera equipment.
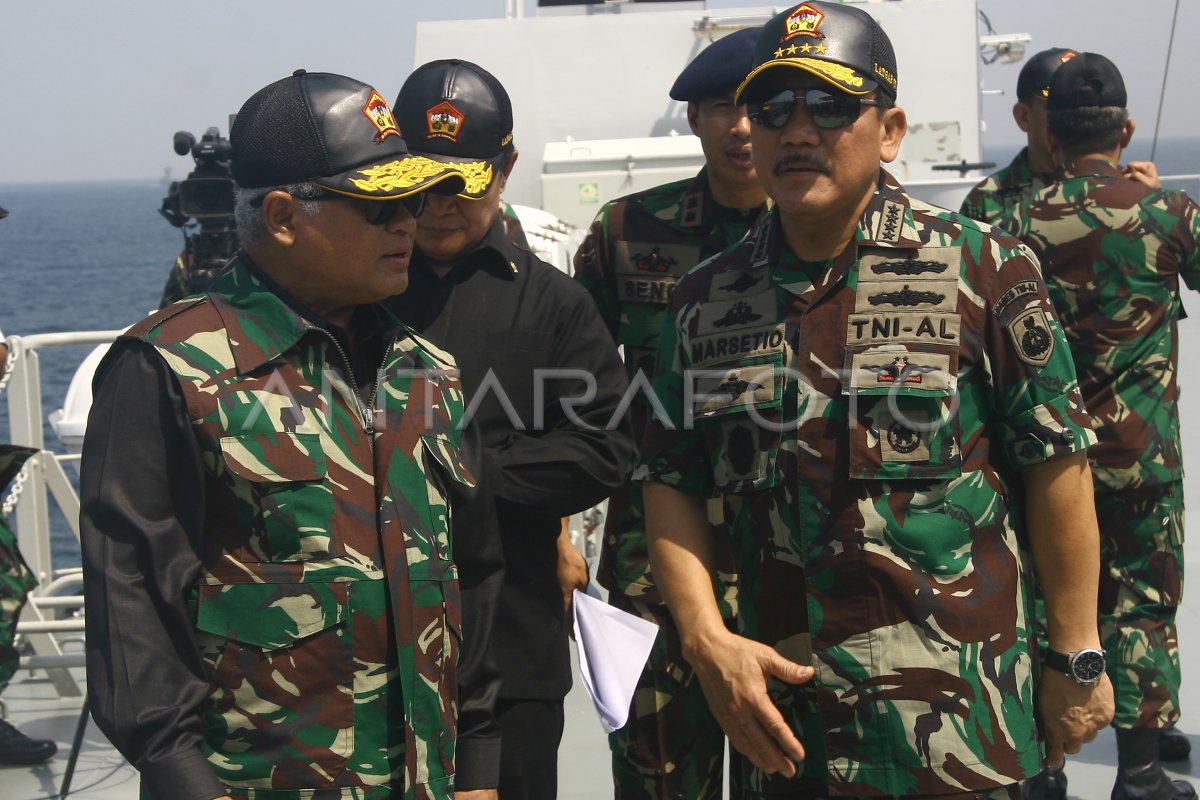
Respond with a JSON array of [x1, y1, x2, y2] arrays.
[[158, 124, 238, 305]]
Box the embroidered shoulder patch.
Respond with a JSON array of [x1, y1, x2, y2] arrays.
[[1007, 306, 1055, 367]]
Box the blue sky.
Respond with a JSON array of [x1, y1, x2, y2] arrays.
[[1, 0, 1195, 185]]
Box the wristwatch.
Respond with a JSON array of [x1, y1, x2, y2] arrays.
[[1044, 647, 1107, 684]]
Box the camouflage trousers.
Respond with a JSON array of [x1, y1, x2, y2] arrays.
[[0, 514, 36, 692], [600, 481, 739, 800], [608, 592, 729, 800], [1096, 481, 1184, 730]]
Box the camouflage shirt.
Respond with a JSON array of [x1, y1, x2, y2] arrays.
[[638, 170, 1096, 796], [1012, 158, 1200, 491], [960, 147, 1057, 234], [575, 168, 762, 388], [82, 256, 494, 800], [574, 168, 761, 598]]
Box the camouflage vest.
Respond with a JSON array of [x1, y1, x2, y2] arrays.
[[127, 263, 473, 800]]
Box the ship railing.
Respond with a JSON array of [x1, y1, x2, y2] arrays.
[[4, 330, 123, 698]]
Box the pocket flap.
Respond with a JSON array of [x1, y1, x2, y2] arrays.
[[195, 581, 348, 650], [219, 432, 327, 483], [421, 433, 476, 488]]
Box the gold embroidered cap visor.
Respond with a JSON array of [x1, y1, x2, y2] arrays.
[[231, 70, 469, 200], [734, 1, 897, 105], [318, 153, 467, 201], [399, 151, 509, 200], [736, 56, 877, 104]]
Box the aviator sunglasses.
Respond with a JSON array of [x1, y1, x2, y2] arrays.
[[747, 88, 880, 130], [251, 187, 427, 224]]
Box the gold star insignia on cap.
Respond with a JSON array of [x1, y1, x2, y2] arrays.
[[787, 44, 799, 55], [774, 47, 785, 58], [800, 42, 812, 53], [815, 43, 828, 53]]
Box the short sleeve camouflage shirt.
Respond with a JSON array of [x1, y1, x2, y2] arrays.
[[638, 170, 1095, 796], [1013, 158, 1200, 491], [960, 147, 1057, 235]]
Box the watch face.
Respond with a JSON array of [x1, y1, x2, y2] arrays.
[[1070, 649, 1107, 683]]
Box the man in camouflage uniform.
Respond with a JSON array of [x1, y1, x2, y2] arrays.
[[640, 4, 1116, 797], [0, 425, 57, 765], [959, 48, 1160, 237], [959, 48, 1079, 232], [573, 27, 765, 800], [1013, 53, 1200, 800], [81, 71, 503, 800]]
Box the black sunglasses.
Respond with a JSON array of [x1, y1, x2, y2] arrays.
[[251, 187, 426, 224], [747, 89, 880, 130]]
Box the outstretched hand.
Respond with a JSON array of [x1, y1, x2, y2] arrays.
[[686, 629, 814, 777]]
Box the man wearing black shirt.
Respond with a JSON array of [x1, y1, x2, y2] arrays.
[[389, 59, 636, 800]]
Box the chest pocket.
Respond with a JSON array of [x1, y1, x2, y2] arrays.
[[696, 352, 785, 493], [842, 344, 962, 481], [219, 432, 337, 562], [614, 240, 702, 349]]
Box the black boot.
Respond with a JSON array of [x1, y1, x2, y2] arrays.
[[1161, 726, 1192, 762], [1113, 728, 1197, 800], [1022, 765, 1067, 800], [0, 717, 57, 765]]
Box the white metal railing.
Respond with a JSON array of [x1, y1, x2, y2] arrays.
[[5, 330, 123, 697]]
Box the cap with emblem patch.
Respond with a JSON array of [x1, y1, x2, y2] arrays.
[[1015, 48, 1078, 102], [670, 27, 761, 102], [394, 59, 515, 200], [231, 69, 465, 199], [735, 1, 897, 104]]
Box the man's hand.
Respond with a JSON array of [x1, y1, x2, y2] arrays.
[[686, 628, 814, 777], [1038, 670, 1115, 768], [455, 790, 499, 800], [556, 519, 589, 624], [1124, 160, 1161, 189]]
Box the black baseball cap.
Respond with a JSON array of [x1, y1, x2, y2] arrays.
[[394, 60, 515, 200], [1015, 48, 1078, 102], [735, 1, 897, 104], [670, 27, 761, 102], [231, 70, 465, 200], [1047, 51, 1127, 111]]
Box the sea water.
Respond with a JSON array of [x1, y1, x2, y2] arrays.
[[0, 180, 180, 567]]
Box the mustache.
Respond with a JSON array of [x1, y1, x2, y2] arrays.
[[774, 153, 829, 174]]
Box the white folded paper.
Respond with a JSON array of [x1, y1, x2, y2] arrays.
[[572, 584, 660, 733]]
